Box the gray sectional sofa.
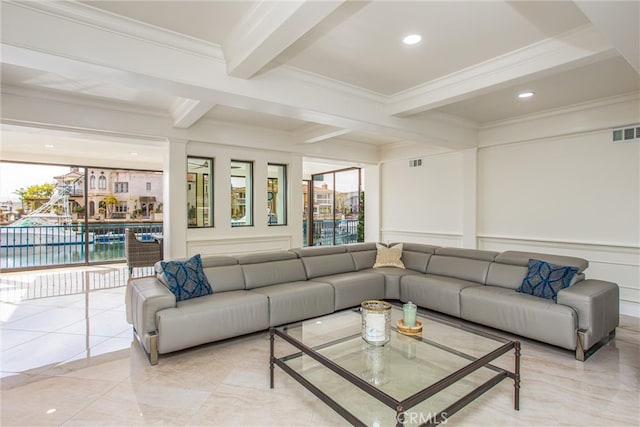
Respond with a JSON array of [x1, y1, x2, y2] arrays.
[[128, 242, 619, 365]]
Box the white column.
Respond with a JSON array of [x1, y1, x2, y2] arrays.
[[163, 139, 188, 259], [461, 148, 478, 249], [364, 164, 381, 242]]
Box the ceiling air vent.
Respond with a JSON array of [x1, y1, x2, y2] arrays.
[[612, 124, 640, 143], [409, 158, 423, 167]]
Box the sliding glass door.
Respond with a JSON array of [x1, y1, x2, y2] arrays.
[[307, 167, 362, 246]]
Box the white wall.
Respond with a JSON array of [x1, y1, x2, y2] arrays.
[[379, 95, 640, 316], [178, 141, 304, 257], [478, 131, 639, 245], [477, 126, 639, 316], [380, 151, 464, 246]]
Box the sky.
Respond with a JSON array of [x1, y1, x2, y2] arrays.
[[0, 162, 71, 202]]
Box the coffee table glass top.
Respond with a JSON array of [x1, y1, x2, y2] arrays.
[[272, 305, 518, 426]]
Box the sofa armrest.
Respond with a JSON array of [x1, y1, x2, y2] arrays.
[[130, 276, 176, 354], [557, 279, 619, 351]]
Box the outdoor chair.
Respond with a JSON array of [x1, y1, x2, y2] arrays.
[[124, 228, 162, 275]]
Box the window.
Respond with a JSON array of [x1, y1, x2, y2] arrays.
[[98, 173, 106, 189], [146, 182, 151, 191], [89, 173, 96, 189], [231, 160, 253, 227], [309, 168, 362, 246], [187, 157, 213, 228], [114, 182, 129, 193], [267, 164, 287, 225]]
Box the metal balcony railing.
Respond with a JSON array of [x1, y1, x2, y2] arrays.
[[303, 219, 360, 247], [1, 222, 163, 270]]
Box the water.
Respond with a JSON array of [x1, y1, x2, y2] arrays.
[[1, 223, 162, 270]]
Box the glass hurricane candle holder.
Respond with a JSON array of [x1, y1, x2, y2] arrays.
[[361, 300, 392, 346]]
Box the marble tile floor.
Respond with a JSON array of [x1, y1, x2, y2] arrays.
[[1, 264, 639, 426]]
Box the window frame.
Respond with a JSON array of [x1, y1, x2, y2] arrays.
[[267, 163, 287, 226], [187, 156, 214, 228], [231, 160, 254, 227]]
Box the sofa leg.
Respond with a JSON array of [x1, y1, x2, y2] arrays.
[[575, 330, 586, 361], [575, 328, 616, 362], [133, 328, 159, 365], [149, 331, 159, 365]]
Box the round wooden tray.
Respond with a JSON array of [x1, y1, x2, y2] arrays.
[[397, 319, 423, 336]]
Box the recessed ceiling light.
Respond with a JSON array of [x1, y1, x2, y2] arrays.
[[518, 91, 535, 99], [403, 34, 422, 45], [44, 144, 54, 148], [130, 152, 139, 156]]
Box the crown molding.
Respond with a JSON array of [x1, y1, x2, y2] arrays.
[[0, 118, 167, 145], [6, 1, 389, 106], [273, 63, 389, 104], [1, 84, 170, 118], [479, 91, 640, 130], [7, 0, 225, 61], [389, 24, 614, 116]]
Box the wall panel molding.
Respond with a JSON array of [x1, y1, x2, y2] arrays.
[[381, 229, 462, 247], [478, 235, 640, 310], [187, 235, 293, 257]]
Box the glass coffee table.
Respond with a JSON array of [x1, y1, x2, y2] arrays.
[[270, 305, 520, 426]]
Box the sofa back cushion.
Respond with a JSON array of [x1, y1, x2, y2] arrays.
[[426, 255, 493, 284], [237, 251, 307, 289], [485, 263, 528, 290], [156, 255, 245, 293], [291, 246, 356, 279], [434, 247, 499, 262], [488, 253, 587, 290], [396, 242, 439, 273], [494, 250, 588, 273], [345, 242, 378, 271]]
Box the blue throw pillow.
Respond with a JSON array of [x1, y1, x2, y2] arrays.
[[160, 254, 213, 301], [517, 259, 578, 301]]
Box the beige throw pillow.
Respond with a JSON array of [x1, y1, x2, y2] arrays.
[[373, 243, 405, 269]]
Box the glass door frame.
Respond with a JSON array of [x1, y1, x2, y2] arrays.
[[308, 167, 361, 247]]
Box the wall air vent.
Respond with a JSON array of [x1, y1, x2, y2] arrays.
[[409, 158, 423, 167], [612, 124, 640, 143]]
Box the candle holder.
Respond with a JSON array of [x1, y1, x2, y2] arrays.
[[403, 301, 417, 327], [361, 300, 391, 346], [397, 318, 423, 336]]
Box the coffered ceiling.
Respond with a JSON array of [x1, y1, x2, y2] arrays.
[[1, 0, 638, 163]]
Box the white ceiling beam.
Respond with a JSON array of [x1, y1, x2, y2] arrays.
[[170, 98, 216, 129], [574, 1, 640, 74], [389, 25, 616, 117], [294, 123, 351, 144], [0, 1, 474, 150], [223, 0, 345, 79], [1, 90, 382, 166]]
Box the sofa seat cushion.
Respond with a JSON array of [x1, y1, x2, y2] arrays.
[[249, 281, 334, 326], [156, 290, 269, 354], [400, 274, 481, 317], [460, 286, 577, 350], [364, 267, 423, 300], [313, 271, 385, 311]]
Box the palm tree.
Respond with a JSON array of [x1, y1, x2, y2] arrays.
[[103, 194, 119, 219]]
